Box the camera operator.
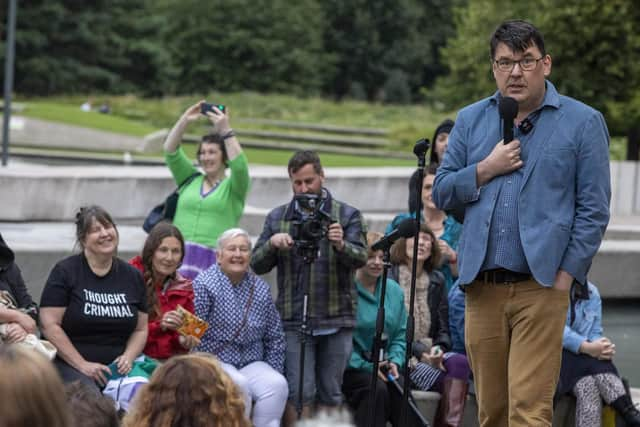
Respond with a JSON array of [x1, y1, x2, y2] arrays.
[[251, 150, 368, 426]]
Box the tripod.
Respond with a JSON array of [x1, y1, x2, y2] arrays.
[[400, 138, 431, 426], [295, 239, 319, 420]]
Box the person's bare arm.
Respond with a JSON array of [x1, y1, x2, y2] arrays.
[[40, 307, 111, 384], [114, 312, 149, 375], [164, 101, 204, 153]]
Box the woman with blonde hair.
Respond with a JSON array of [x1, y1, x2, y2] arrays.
[[123, 353, 249, 427], [0, 345, 71, 427]]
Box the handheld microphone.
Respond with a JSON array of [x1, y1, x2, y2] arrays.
[[499, 96, 518, 144], [371, 218, 416, 251]]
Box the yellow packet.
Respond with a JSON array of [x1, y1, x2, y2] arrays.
[[176, 305, 209, 339]]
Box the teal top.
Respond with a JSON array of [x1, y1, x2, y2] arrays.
[[348, 277, 407, 371], [165, 147, 250, 248]]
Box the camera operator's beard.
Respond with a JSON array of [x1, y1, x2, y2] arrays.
[[296, 188, 323, 197]]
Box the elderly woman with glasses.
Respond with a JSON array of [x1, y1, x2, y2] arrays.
[[193, 228, 288, 427]]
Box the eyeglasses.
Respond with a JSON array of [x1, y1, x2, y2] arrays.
[[494, 56, 544, 72]]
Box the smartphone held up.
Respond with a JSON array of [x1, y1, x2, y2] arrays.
[[200, 102, 226, 116]]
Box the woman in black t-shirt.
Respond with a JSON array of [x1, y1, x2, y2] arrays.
[[40, 206, 148, 388]]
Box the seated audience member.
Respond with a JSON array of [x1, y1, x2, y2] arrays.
[[40, 205, 148, 389], [66, 380, 119, 427], [122, 353, 250, 427], [389, 224, 471, 427], [387, 163, 461, 293], [0, 345, 71, 427], [129, 222, 199, 360], [0, 232, 38, 341], [447, 280, 466, 355], [342, 231, 422, 427], [194, 228, 288, 427], [558, 281, 640, 427]]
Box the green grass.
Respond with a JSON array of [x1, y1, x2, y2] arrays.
[[19, 93, 452, 149], [15, 94, 629, 163], [17, 101, 156, 136]]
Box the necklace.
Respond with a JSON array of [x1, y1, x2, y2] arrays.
[[203, 176, 223, 194]]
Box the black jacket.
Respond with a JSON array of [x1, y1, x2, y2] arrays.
[[389, 265, 451, 353], [0, 233, 37, 319]]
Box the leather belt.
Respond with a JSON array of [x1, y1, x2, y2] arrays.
[[475, 268, 532, 284]]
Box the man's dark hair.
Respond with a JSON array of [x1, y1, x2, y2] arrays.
[[287, 150, 323, 176], [490, 20, 546, 60]]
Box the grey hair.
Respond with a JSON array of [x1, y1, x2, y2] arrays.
[[216, 228, 252, 252]]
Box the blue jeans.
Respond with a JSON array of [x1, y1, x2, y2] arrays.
[[284, 328, 352, 406]]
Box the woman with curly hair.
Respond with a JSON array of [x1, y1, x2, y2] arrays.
[[122, 353, 250, 427], [129, 222, 199, 360]]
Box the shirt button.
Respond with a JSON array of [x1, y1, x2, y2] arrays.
[[501, 229, 505, 233], [504, 203, 508, 207], [507, 180, 512, 184]]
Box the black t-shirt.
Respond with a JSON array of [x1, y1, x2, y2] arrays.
[[40, 254, 147, 365]]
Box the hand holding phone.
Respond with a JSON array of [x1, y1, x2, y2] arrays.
[[200, 102, 226, 116]]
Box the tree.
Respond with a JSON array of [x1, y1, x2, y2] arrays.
[[432, 0, 640, 158], [540, 0, 640, 158], [159, 0, 333, 96], [1, 0, 173, 95], [320, 0, 459, 102], [430, 0, 534, 108]]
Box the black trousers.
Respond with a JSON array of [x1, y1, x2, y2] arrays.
[[342, 368, 423, 427]]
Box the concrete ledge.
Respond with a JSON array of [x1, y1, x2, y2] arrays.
[[0, 163, 415, 221]]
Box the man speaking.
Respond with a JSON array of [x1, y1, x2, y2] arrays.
[[432, 20, 611, 427]]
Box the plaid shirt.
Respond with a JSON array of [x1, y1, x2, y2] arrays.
[[251, 189, 367, 331]]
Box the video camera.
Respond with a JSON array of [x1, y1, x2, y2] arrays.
[[290, 193, 334, 244]]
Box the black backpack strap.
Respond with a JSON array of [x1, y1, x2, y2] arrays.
[[178, 172, 201, 190]]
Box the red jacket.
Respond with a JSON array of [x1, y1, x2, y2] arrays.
[[129, 256, 195, 360]]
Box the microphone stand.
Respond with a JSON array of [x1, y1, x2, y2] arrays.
[[366, 246, 392, 427], [400, 138, 430, 426]]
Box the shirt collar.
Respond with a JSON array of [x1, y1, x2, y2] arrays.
[[490, 79, 561, 111]]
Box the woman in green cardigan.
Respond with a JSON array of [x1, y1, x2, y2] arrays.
[[163, 100, 250, 280], [342, 231, 421, 427]]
